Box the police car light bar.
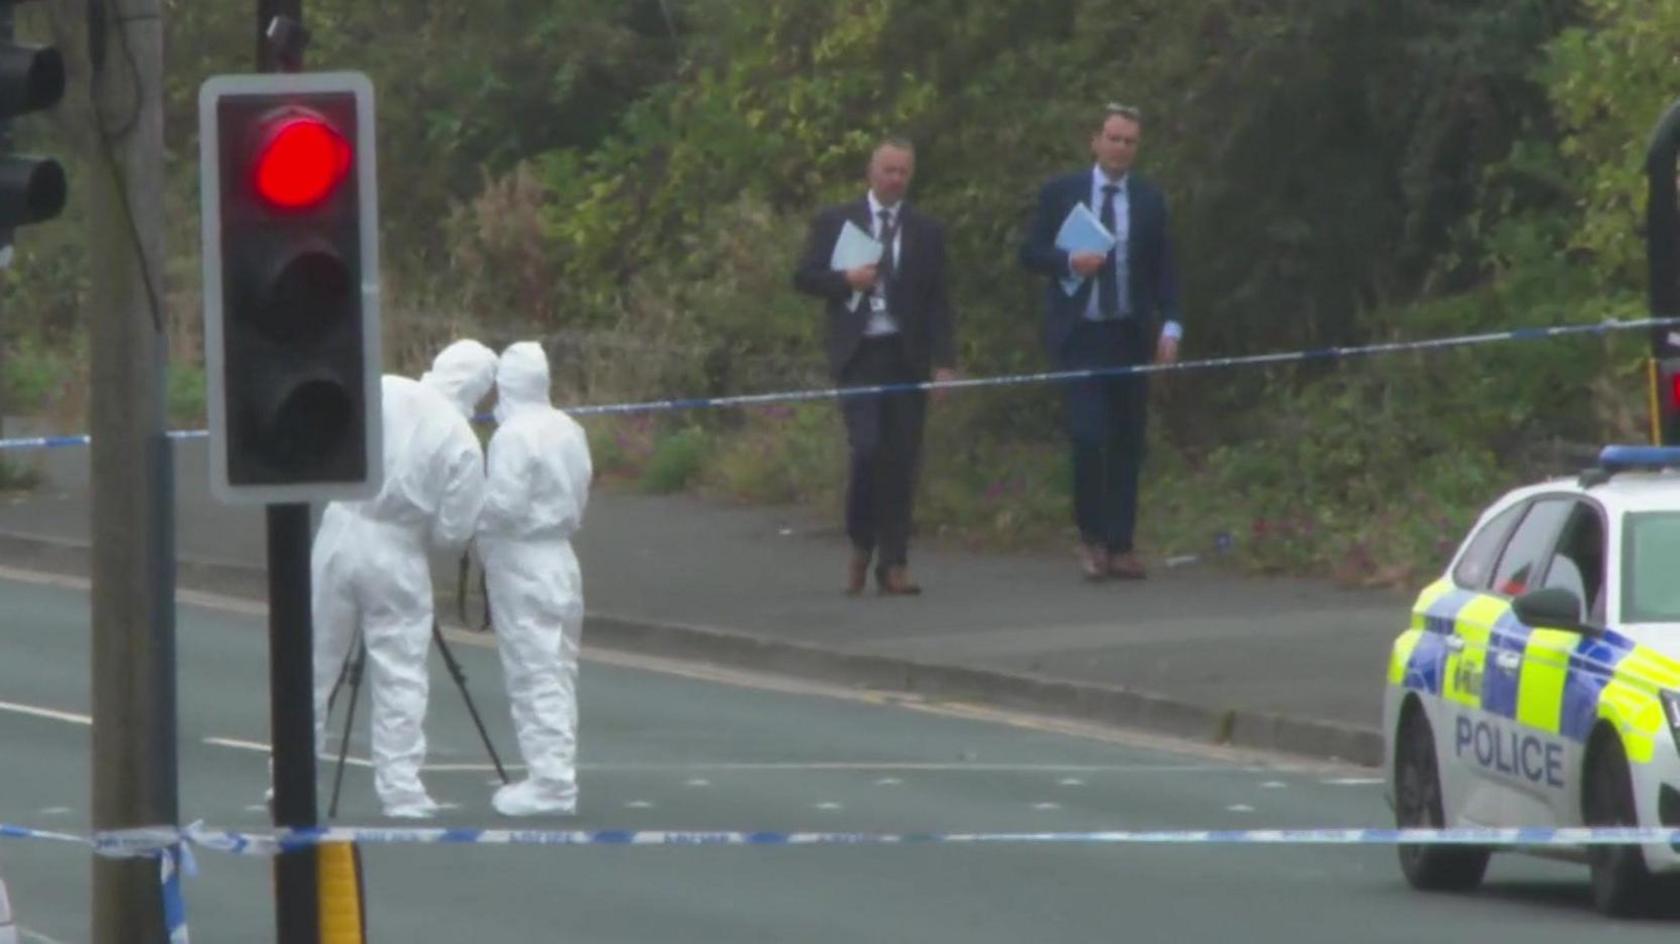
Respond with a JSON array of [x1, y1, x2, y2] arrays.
[[1578, 445, 1680, 487], [1599, 445, 1680, 469]]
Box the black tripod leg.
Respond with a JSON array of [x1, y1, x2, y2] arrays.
[[432, 621, 511, 784], [325, 635, 356, 717], [329, 639, 367, 819], [456, 551, 471, 629]]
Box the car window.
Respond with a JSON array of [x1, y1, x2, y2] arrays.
[[1539, 501, 1606, 621], [1622, 511, 1680, 623], [1451, 503, 1526, 590], [1488, 498, 1573, 599]]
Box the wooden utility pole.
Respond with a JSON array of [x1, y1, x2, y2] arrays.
[[86, 0, 176, 939]]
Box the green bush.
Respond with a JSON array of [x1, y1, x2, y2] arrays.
[[1, 338, 70, 414], [168, 366, 207, 427], [639, 426, 710, 494]]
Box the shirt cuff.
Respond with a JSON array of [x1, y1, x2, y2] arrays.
[[1161, 320, 1183, 341]]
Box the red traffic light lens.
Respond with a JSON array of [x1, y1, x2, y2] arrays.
[[1671, 373, 1680, 410], [253, 116, 352, 210]]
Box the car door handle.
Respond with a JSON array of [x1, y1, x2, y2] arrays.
[[1495, 651, 1521, 672], [1445, 635, 1467, 652]]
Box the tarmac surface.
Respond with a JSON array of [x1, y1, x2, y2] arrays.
[[0, 432, 1407, 766]]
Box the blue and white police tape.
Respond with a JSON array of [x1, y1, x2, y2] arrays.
[[563, 315, 1680, 419], [2, 823, 195, 942], [69, 823, 1680, 856], [0, 315, 1675, 452], [0, 428, 206, 453]]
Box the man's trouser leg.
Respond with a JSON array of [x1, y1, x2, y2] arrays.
[[874, 378, 926, 570]]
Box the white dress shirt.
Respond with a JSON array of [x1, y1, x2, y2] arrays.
[[864, 191, 902, 337], [1077, 166, 1182, 341]]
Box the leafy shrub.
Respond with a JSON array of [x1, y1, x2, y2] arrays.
[[639, 426, 710, 493]]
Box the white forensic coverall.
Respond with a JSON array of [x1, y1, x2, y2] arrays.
[[479, 341, 593, 816], [311, 340, 497, 818]]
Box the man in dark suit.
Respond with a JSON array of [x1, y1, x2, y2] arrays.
[[1019, 104, 1182, 581], [794, 136, 957, 596]]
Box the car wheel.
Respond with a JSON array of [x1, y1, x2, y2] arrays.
[[1394, 707, 1490, 892], [1583, 731, 1671, 917]]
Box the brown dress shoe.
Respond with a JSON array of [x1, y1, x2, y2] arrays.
[[1107, 551, 1147, 580], [1077, 544, 1109, 581], [846, 551, 871, 596], [877, 565, 922, 596]]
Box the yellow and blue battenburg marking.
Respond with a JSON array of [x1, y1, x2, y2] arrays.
[[1390, 579, 1680, 764]]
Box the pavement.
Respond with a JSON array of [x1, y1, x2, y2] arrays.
[[0, 428, 1411, 767]]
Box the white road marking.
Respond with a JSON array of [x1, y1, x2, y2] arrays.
[[0, 699, 90, 726], [20, 927, 76, 944], [1323, 777, 1383, 787], [203, 736, 1297, 778], [1033, 802, 1062, 811], [1260, 781, 1287, 789], [625, 801, 654, 810], [1227, 804, 1255, 813], [35, 807, 72, 816], [404, 761, 1234, 774], [244, 804, 268, 813], [202, 736, 374, 768], [424, 762, 528, 773], [814, 802, 843, 811]]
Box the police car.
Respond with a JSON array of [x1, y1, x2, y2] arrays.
[[1381, 446, 1680, 916]]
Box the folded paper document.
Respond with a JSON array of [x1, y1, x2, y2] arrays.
[[1055, 204, 1115, 296], [831, 220, 884, 309]]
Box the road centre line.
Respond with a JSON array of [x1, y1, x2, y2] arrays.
[[201, 738, 1248, 774], [202, 736, 373, 768], [0, 699, 90, 726]]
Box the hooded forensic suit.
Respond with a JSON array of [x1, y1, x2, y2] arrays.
[[479, 342, 593, 816], [311, 340, 497, 818]]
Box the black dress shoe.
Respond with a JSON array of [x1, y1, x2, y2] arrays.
[[877, 566, 922, 596], [846, 551, 871, 596], [1077, 544, 1109, 581]]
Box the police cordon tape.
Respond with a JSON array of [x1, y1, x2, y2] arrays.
[[8, 822, 1680, 857], [9, 819, 1678, 937], [2, 824, 194, 943], [1, 315, 1676, 452]]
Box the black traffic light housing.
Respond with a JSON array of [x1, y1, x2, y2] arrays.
[[1647, 99, 1680, 445], [1654, 359, 1680, 446], [199, 72, 381, 504], [0, 0, 67, 243]]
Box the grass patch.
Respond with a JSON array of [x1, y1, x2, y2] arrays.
[[639, 426, 710, 494]]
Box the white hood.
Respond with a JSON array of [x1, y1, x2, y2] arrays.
[[494, 341, 552, 424], [421, 339, 497, 419]]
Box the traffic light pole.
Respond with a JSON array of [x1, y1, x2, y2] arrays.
[[254, 4, 323, 943], [267, 504, 320, 944], [1645, 99, 1680, 444], [86, 0, 177, 941]]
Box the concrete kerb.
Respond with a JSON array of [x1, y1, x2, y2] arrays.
[[0, 527, 1385, 768]]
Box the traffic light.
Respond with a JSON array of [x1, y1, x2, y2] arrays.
[[0, 0, 67, 244], [1655, 358, 1680, 446], [199, 72, 382, 505]]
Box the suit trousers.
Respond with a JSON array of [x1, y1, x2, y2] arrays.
[[1062, 319, 1151, 553], [839, 337, 926, 570]]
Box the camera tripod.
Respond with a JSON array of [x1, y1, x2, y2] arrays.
[[322, 619, 510, 817]]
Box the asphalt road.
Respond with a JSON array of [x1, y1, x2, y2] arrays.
[[0, 572, 1672, 942]]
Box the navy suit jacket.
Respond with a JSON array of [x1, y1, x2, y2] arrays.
[[793, 198, 956, 380], [1018, 171, 1181, 363]]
